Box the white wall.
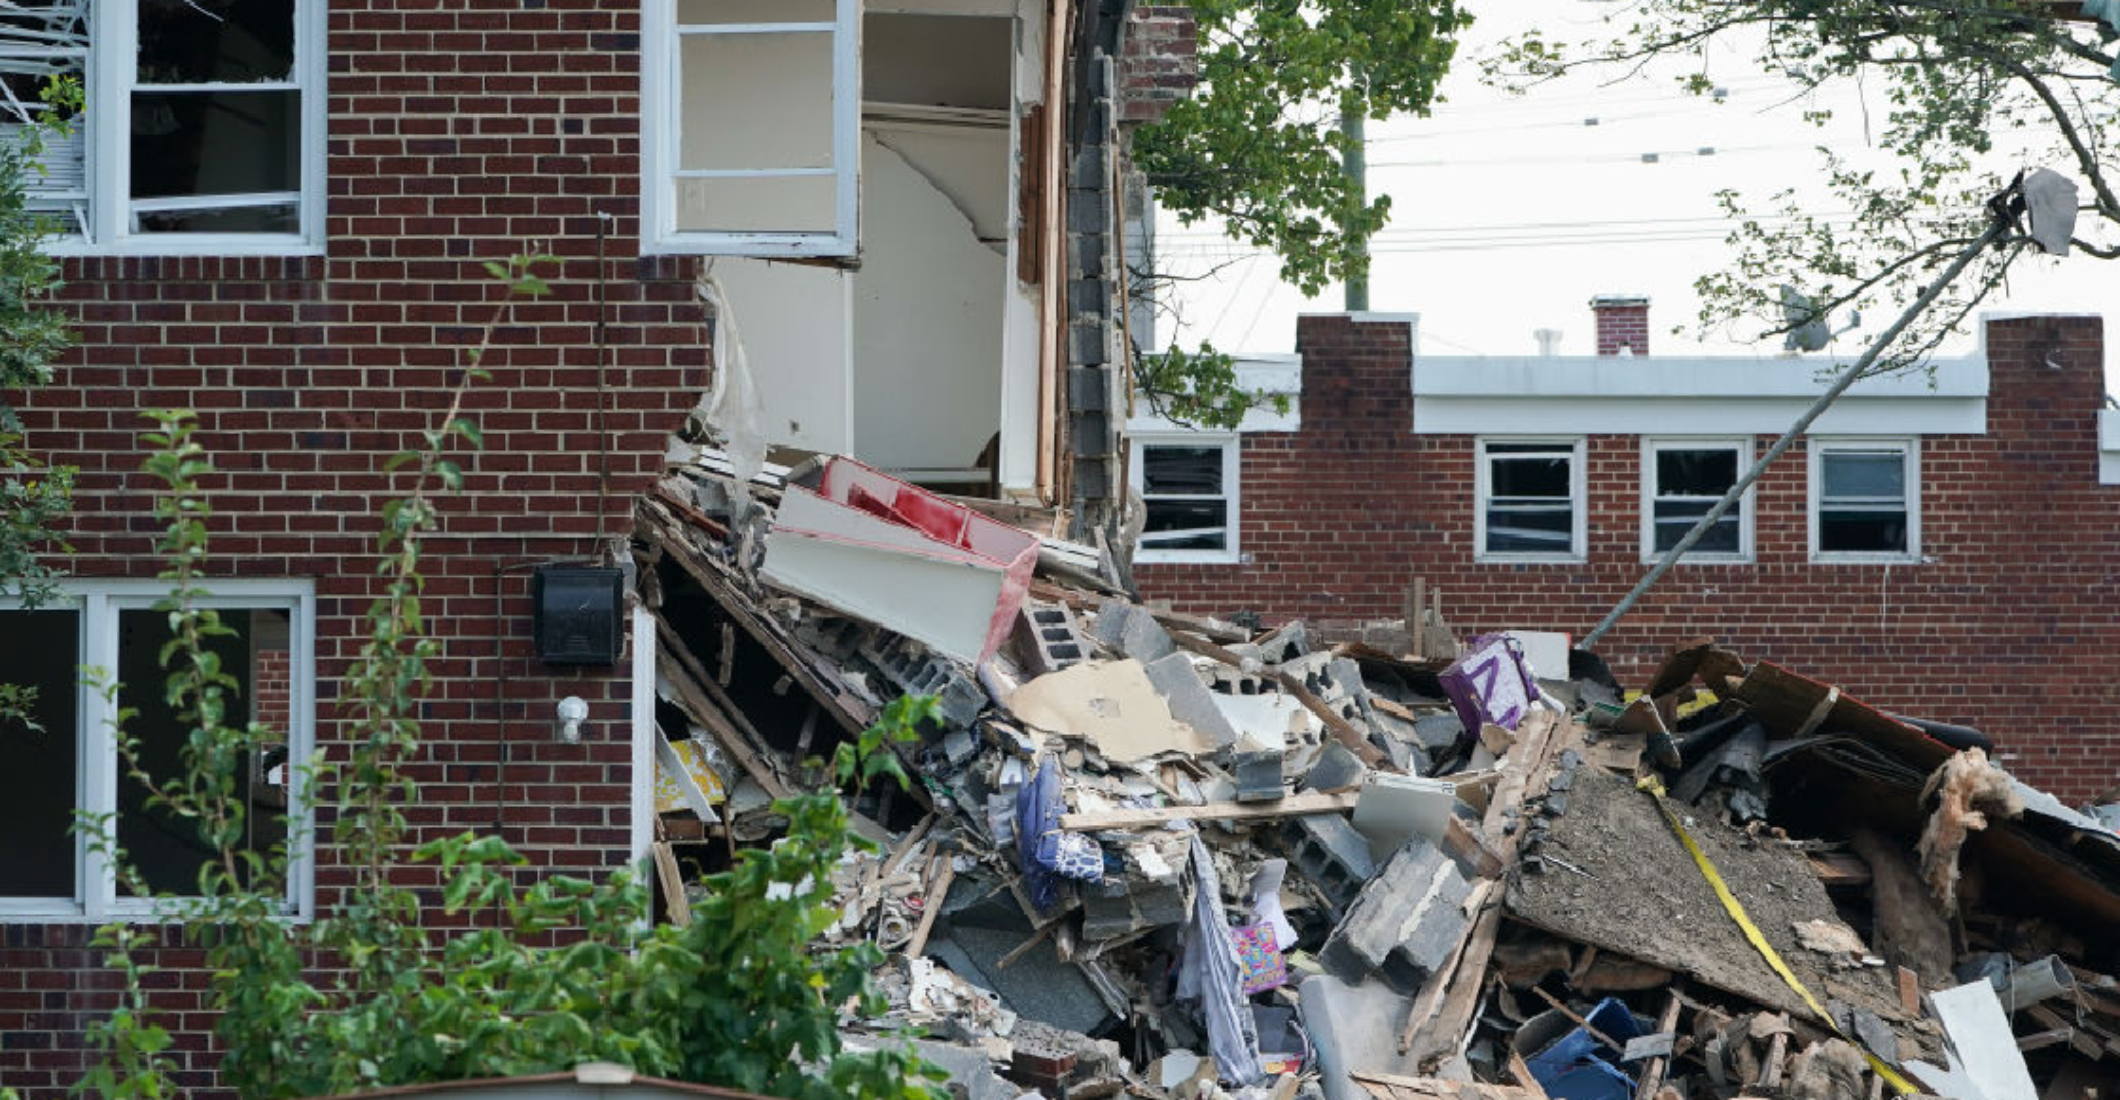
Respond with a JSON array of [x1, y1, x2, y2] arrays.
[[717, 258, 855, 455], [851, 136, 1006, 473]]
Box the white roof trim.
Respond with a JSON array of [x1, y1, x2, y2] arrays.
[[1412, 352, 1988, 436], [2101, 409, 2120, 485]]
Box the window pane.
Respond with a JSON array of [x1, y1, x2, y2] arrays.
[[1653, 503, 1741, 553], [1490, 455, 1570, 499], [1820, 508, 1908, 553], [0, 608, 78, 898], [1485, 442, 1570, 455], [1485, 505, 1572, 553], [674, 175, 837, 234], [678, 0, 835, 24], [1822, 450, 1904, 499], [131, 89, 299, 221], [679, 32, 834, 173], [1657, 448, 1738, 497], [1142, 446, 1222, 497], [116, 607, 292, 897], [1143, 497, 1228, 551], [135, 198, 297, 234], [138, 0, 295, 84]]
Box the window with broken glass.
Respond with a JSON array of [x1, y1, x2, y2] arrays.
[[1643, 440, 1750, 562], [1811, 440, 1918, 561], [1476, 438, 1584, 561], [1, 0, 322, 251], [1132, 436, 1239, 563], [641, 0, 861, 256], [0, 581, 314, 920]]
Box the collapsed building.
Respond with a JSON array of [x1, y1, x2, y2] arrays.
[[641, 443, 2120, 1100]]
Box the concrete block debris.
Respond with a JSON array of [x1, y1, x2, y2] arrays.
[[641, 451, 2120, 1100]]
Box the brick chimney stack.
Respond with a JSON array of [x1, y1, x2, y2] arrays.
[[1592, 294, 1650, 356]]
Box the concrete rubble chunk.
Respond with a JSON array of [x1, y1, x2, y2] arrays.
[[1319, 838, 1473, 994], [1143, 651, 1242, 750], [1092, 598, 1176, 664]]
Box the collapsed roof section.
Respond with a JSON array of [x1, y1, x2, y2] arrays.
[[634, 444, 2120, 1100]]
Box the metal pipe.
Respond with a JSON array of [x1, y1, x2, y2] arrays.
[[1583, 219, 2010, 648]]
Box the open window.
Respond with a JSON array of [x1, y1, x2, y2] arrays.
[[1810, 439, 1919, 562], [0, 580, 315, 921], [0, 0, 325, 252], [1642, 439, 1752, 562], [1131, 433, 1239, 564], [643, 0, 861, 256], [1476, 438, 1586, 562]]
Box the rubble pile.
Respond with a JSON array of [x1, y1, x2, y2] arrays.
[[637, 448, 2120, 1100]]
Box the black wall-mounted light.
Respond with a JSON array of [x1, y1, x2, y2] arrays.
[[532, 565, 624, 666]]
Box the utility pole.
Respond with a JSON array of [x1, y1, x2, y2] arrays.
[[1341, 86, 1369, 312], [1582, 217, 2012, 648]]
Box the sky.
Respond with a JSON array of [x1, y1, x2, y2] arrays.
[[1151, 0, 2120, 393]]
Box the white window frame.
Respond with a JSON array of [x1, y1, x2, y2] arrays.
[[27, 0, 328, 256], [1639, 437, 1754, 564], [1131, 431, 1240, 565], [639, 0, 862, 257], [1475, 436, 1587, 564], [0, 578, 317, 922], [1808, 437, 1921, 564]]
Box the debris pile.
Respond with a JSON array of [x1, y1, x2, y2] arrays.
[[637, 448, 2120, 1100]]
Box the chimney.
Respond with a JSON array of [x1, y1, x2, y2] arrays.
[[1591, 294, 1649, 357], [1534, 328, 1562, 357]]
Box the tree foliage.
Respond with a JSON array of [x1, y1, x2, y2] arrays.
[[1136, 0, 1470, 298], [1492, 0, 2120, 371], [0, 76, 81, 738]]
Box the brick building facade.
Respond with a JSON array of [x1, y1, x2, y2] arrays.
[[0, 0, 1197, 1094], [1136, 310, 2120, 802]]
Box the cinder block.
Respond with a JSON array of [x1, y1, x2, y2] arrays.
[[1016, 601, 1088, 675], [1275, 812, 1378, 919], [1092, 600, 1175, 663], [1319, 839, 1472, 994]]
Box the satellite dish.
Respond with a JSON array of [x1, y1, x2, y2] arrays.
[[2021, 167, 2079, 256], [1780, 284, 1862, 352]]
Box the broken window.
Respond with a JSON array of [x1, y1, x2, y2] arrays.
[[1132, 435, 1239, 563], [1645, 440, 1749, 560], [1478, 439, 1584, 561], [1813, 440, 1918, 560], [0, 582, 313, 920], [0, 0, 320, 250], [644, 0, 860, 255]]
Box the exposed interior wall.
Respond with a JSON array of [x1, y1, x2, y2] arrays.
[[851, 134, 1006, 473], [717, 258, 855, 455]]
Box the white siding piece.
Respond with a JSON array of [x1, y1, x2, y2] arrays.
[[2099, 409, 2120, 485], [1907, 980, 2039, 1100]]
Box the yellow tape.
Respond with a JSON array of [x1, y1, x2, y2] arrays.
[[1636, 776, 1920, 1096]]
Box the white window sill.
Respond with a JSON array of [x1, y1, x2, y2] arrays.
[[1639, 552, 1756, 566], [1138, 550, 1240, 566], [0, 903, 312, 925], [641, 234, 858, 259], [1809, 552, 1924, 565], [46, 236, 324, 259], [1474, 553, 1588, 566]]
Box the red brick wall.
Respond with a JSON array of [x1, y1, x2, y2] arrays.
[[1117, 5, 1199, 124], [1137, 313, 2120, 802], [0, 3, 705, 1094], [1593, 298, 1650, 356]]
